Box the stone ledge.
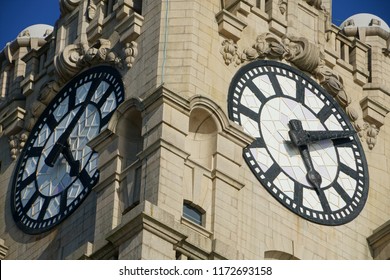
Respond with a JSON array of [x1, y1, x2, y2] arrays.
[[360, 96, 390, 128], [367, 220, 390, 259]]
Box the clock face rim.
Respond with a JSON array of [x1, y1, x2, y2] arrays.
[[11, 65, 125, 234], [227, 60, 369, 226]]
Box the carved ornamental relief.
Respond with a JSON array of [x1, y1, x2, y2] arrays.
[[54, 39, 139, 81], [221, 33, 350, 108]]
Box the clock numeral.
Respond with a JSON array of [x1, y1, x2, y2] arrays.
[[238, 104, 260, 123], [339, 163, 358, 179], [46, 114, 59, 131], [68, 90, 76, 109], [296, 79, 305, 104], [249, 138, 266, 149], [28, 146, 44, 157], [316, 188, 332, 213], [332, 137, 354, 147], [79, 169, 97, 188], [87, 79, 105, 103], [59, 190, 68, 213], [332, 181, 353, 205], [246, 79, 268, 103], [20, 173, 36, 187], [37, 198, 51, 221], [22, 191, 40, 213], [96, 85, 115, 108], [264, 163, 282, 182], [294, 182, 303, 206], [317, 105, 333, 123], [267, 73, 284, 97]]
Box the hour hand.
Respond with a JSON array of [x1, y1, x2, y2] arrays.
[[288, 119, 355, 146], [62, 141, 81, 177], [44, 139, 80, 176]]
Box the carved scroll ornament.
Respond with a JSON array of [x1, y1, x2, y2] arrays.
[[54, 38, 138, 80], [220, 33, 350, 109]]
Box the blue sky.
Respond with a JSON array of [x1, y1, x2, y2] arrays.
[[0, 0, 389, 49]]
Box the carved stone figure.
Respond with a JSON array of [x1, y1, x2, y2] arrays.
[[304, 0, 325, 11], [284, 37, 321, 73]]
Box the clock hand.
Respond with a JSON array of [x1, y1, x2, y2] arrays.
[[45, 80, 101, 167], [288, 119, 355, 146], [61, 140, 81, 177], [288, 120, 322, 192]]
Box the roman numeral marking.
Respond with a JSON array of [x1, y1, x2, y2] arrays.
[[264, 163, 282, 183], [96, 85, 115, 108], [316, 188, 332, 213], [339, 163, 358, 179], [267, 73, 284, 97], [294, 182, 303, 206], [23, 191, 40, 213], [60, 190, 68, 213], [28, 147, 44, 157], [37, 198, 51, 221], [296, 80, 305, 103], [246, 80, 267, 103], [317, 105, 334, 123], [249, 138, 266, 149], [332, 182, 353, 205], [238, 105, 260, 123]]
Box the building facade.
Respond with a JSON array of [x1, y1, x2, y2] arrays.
[[0, 0, 389, 259]]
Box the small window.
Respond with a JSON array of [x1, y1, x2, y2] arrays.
[[183, 201, 204, 226]]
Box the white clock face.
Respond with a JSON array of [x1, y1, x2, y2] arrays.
[[228, 60, 369, 225], [11, 66, 124, 234]]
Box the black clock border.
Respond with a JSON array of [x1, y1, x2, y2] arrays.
[[227, 60, 369, 226], [11, 65, 125, 235]]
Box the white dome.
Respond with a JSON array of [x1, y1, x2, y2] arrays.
[[340, 13, 390, 32], [18, 24, 54, 39]]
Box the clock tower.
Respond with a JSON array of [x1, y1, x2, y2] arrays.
[[0, 0, 389, 260]]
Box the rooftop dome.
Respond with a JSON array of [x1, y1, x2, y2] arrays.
[[18, 24, 54, 39], [340, 13, 390, 32]]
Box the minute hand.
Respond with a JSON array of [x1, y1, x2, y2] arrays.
[[289, 129, 355, 146], [45, 80, 101, 167]]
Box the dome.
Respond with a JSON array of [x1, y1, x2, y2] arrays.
[[340, 13, 390, 32], [18, 24, 54, 39]]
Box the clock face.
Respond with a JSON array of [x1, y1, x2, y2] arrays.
[[228, 60, 369, 225], [11, 65, 124, 234]]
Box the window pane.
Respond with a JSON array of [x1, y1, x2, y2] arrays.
[[183, 203, 202, 225]]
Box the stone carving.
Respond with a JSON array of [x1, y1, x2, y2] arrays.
[[283, 37, 320, 73], [220, 39, 239, 66], [9, 132, 28, 160], [220, 33, 350, 108], [348, 106, 379, 150], [123, 41, 138, 68], [278, 0, 288, 15], [60, 0, 81, 15], [314, 64, 351, 108], [54, 38, 138, 80], [87, 2, 97, 21], [304, 0, 326, 11]]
